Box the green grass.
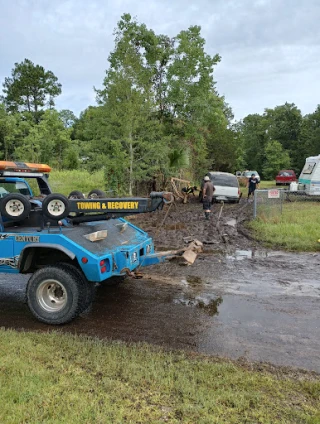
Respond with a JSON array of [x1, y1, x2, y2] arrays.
[[0, 330, 319, 423], [249, 202, 320, 251], [49, 170, 105, 197]]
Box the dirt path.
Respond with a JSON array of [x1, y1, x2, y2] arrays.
[[130, 197, 256, 252], [0, 198, 319, 373]]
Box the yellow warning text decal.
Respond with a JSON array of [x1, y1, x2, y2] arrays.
[[76, 201, 139, 210], [107, 201, 139, 210]]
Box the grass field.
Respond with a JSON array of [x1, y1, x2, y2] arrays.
[[0, 329, 319, 424], [49, 169, 105, 196], [249, 201, 320, 251]]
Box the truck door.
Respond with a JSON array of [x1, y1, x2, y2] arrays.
[[0, 236, 16, 272]]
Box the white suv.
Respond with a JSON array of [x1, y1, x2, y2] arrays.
[[202, 172, 241, 203]]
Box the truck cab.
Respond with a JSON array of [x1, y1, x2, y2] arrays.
[[0, 178, 33, 198], [0, 162, 52, 197]]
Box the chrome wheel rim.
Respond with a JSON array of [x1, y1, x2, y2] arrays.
[[36, 279, 67, 312]]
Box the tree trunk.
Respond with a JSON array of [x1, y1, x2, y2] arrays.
[[129, 133, 133, 196]]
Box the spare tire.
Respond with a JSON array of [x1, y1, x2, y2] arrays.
[[68, 190, 85, 200], [87, 189, 107, 199], [0, 193, 31, 221], [42, 194, 70, 220]]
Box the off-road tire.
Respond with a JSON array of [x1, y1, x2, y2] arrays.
[[87, 189, 107, 199], [68, 190, 85, 200], [42, 193, 70, 220], [0, 193, 31, 221], [58, 263, 96, 314], [26, 265, 87, 325]]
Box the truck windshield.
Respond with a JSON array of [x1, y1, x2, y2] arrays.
[[0, 182, 31, 198]]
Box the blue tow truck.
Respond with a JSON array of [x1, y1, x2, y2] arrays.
[[0, 161, 174, 324]]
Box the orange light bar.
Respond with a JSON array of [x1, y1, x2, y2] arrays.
[[0, 161, 51, 173]]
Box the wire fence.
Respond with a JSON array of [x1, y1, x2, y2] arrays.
[[253, 189, 320, 219]]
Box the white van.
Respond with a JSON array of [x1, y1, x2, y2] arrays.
[[298, 155, 320, 195], [205, 172, 241, 203]]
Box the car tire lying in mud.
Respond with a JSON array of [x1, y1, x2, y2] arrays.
[[0, 193, 31, 221], [26, 264, 89, 325], [42, 193, 70, 220], [87, 189, 107, 199], [68, 190, 85, 200]]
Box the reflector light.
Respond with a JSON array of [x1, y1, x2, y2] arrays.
[[99, 259, 105, 266], [81, 257, 88, 264], [0, 161, 51, 173], [100, 266, 107, 273]]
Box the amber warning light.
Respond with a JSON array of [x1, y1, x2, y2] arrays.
[[0, 161, 51, 173]]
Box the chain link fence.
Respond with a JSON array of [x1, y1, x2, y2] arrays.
[[253, 189, 320, 219]]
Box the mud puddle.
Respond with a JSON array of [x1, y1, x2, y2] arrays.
[[0, 201, 319, 373], [1, 247, 319, 372]]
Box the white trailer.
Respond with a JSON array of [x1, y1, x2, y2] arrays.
[[298, 155, 320, 195]]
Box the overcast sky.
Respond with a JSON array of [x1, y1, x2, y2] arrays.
[[0, 0, 319, 120]]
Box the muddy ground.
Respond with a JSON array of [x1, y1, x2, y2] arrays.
[[0, 198, 319, 374]]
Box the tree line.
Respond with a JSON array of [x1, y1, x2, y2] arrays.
[[1, 14, 319, 193]]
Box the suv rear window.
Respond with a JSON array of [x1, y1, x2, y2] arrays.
[[209, 175, 238, 187], [279, 171, 294, 176]]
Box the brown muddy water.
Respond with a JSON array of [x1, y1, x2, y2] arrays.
[[0, 249, 319, 372], [0, 201, 319, 372]]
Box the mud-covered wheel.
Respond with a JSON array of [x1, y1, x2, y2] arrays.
[[87, 189, 107, 199], [0, 193, 31, 221], [58, 263, 96, 314], [26, 265, 87, 325], [42, 193, 70, 220], [68, 190, 85, 200]]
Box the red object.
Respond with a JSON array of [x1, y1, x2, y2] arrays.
[[81, 257, 88, 264], [275, 170, 297, 185], [100, 266, 107, 273], [99, 259, 105, 266]]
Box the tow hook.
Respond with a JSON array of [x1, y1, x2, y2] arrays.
[[122, 268, 143, 279]]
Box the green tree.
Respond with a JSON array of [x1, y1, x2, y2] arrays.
[[239, 114, 268, 174], [0, 104, 17, 160], [264, 103, 302, 171], [76, 14, 230, 186], [59, 109, 77, 128], [263, 140, 291, 180], [96, 14, 168, 195], [14, 110, 72, 168], [299, 105, 320, 167], [2, 59, 62, 122]]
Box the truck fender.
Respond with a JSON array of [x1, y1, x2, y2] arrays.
[[19, 243, 76, 272]]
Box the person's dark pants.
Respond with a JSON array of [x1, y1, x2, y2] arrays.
[[203, 199, 212, 219]]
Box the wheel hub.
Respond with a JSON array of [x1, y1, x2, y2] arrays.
[[47, 200, 66, 216], [36, 279, 67, 312], [5, 200, 24, 217]]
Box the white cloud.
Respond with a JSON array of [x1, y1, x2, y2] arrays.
[[0, 0, 319, 119]]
